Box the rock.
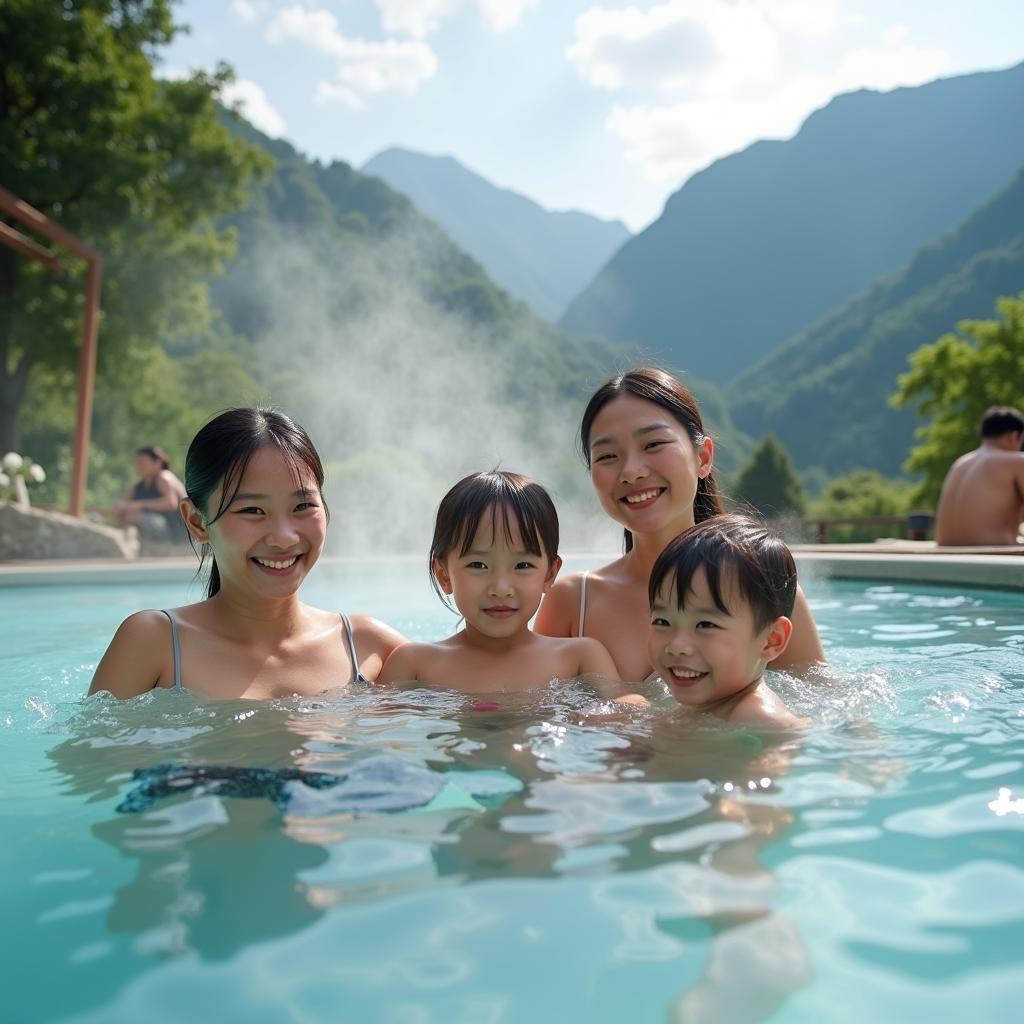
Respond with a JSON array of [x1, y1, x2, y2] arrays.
[[0, 502, 138, 560]]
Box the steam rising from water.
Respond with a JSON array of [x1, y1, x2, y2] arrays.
[[236, 220, 623, 556]]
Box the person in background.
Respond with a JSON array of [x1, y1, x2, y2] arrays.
[[935, 406, 1024, 546], [114, 445, 188, 541]]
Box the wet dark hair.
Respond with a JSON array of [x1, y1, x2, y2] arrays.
[[184, 408, 326, 598], [649, 513, 797, 631], [136, 445, 169, 470], [429, 471, 559, 607], [980, 406, 1024, 439], [579, 367, 724, 551]]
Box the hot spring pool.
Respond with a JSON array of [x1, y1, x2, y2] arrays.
[[2, 557, 1023, 1023]]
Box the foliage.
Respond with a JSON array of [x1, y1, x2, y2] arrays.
[[731, 436, 806, 518], [807, 469, 918, 542], [892, 293, 1024, 505], [0, 0, 267, 450]]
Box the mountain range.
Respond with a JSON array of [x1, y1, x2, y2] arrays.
[[559, 61, 1024, 390], [213, 59, 1024, 490]]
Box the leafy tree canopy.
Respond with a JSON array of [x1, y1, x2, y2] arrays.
[[731, 436, 807, 519], [808, 468, 917, 542], [892, 292, 1024, 505], [0, 0, 267, 450]]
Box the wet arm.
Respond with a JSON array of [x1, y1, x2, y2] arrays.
[[576, 637, 620, 682], [534, 576, 579, 638], [774, 586, 825, 672]]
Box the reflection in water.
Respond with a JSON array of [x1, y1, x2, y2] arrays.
[[45, 681, 823, 1021]]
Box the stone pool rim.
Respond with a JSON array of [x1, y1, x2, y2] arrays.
[[1, 545, 1022, 590]]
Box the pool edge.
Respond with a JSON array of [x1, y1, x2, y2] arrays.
[[1, 549, 1022, 590]]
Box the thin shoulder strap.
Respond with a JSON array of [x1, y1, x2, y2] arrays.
[[341, 612, 371, 684], [577, 571, 589, 638], [160, 609, 183, 690]]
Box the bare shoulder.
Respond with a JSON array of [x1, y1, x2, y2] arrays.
[[88, 609, 171, 698], [378, 639, 437, 684], [534, 571, 586, 637], [556, 635, 620, 681], [728, 688, 803, 731], [349, 613, 406, 661]]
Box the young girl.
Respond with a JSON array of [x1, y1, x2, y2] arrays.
[[536, 367, 824, 680], [89, 408, 405, 699], [648, 514, 802, 728], [379, 471, 619, 693]]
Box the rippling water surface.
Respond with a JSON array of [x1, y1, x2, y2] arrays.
[[2, 561, 1023, 1023]]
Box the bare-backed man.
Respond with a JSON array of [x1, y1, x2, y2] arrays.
[[935, 406, 1024, 546]]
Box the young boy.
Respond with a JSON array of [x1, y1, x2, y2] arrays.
[[647, 513, 802, 728]]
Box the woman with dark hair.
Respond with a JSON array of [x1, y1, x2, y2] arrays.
[[90, 408, 404, 699], [114, 445, 188, 540], [535, 368, 824, 680]]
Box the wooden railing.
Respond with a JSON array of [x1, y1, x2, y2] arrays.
[[796, 513, 935, 544]]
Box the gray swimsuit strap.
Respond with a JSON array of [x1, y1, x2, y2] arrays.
[[160, 609, 183, 690], [341, 612, 371, 685], [161, 610, 369, 689]]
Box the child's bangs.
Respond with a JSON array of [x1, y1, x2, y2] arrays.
[[455, 496, 545, 558], [651, 542, 734, 616]]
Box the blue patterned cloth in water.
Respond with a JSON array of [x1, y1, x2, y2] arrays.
[[116, 756, 522, 815]]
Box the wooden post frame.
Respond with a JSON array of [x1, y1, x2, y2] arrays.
[[0, 186, 102, 517]]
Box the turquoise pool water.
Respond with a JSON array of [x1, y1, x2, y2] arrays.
[[2, 559, 1023, 1023]]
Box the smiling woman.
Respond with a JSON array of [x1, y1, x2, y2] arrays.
[[535, 367, 825, 681], [88, 408, 405, 699]]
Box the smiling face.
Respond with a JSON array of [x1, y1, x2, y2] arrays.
[[192, 444, 327, 599], [587, 394, 713, 537], [434, 506, 561, 641], [648, 565, 789, 709]]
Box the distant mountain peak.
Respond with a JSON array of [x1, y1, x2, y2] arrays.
[[560, 61, 1024, 382], [362, 147, 631, 320]]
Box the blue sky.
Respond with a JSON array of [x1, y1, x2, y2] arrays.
[[163, 1, 1024, 231]]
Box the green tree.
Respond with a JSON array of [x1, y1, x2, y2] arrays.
[[0, 0, 267, 453], [808, 469, 917, 542], [731, 436, 807, 518], [892, 293, 1024, 505]]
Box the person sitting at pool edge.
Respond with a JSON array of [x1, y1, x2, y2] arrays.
[[379, 470, 619, 692], [114, 445, 188, 542], [935, 406, 1024, 546], [645, 513, 802, 729]]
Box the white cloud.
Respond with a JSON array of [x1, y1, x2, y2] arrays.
[[375, 0, 459, 37], [231, 0, 260, 22], [475, 0, 539, 32], [267, 5, 438, 108], [568, 1, 784, 93], [221, 78, 287, 136], [374, 0, 538, 38], [569, 2, 950, 187]]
